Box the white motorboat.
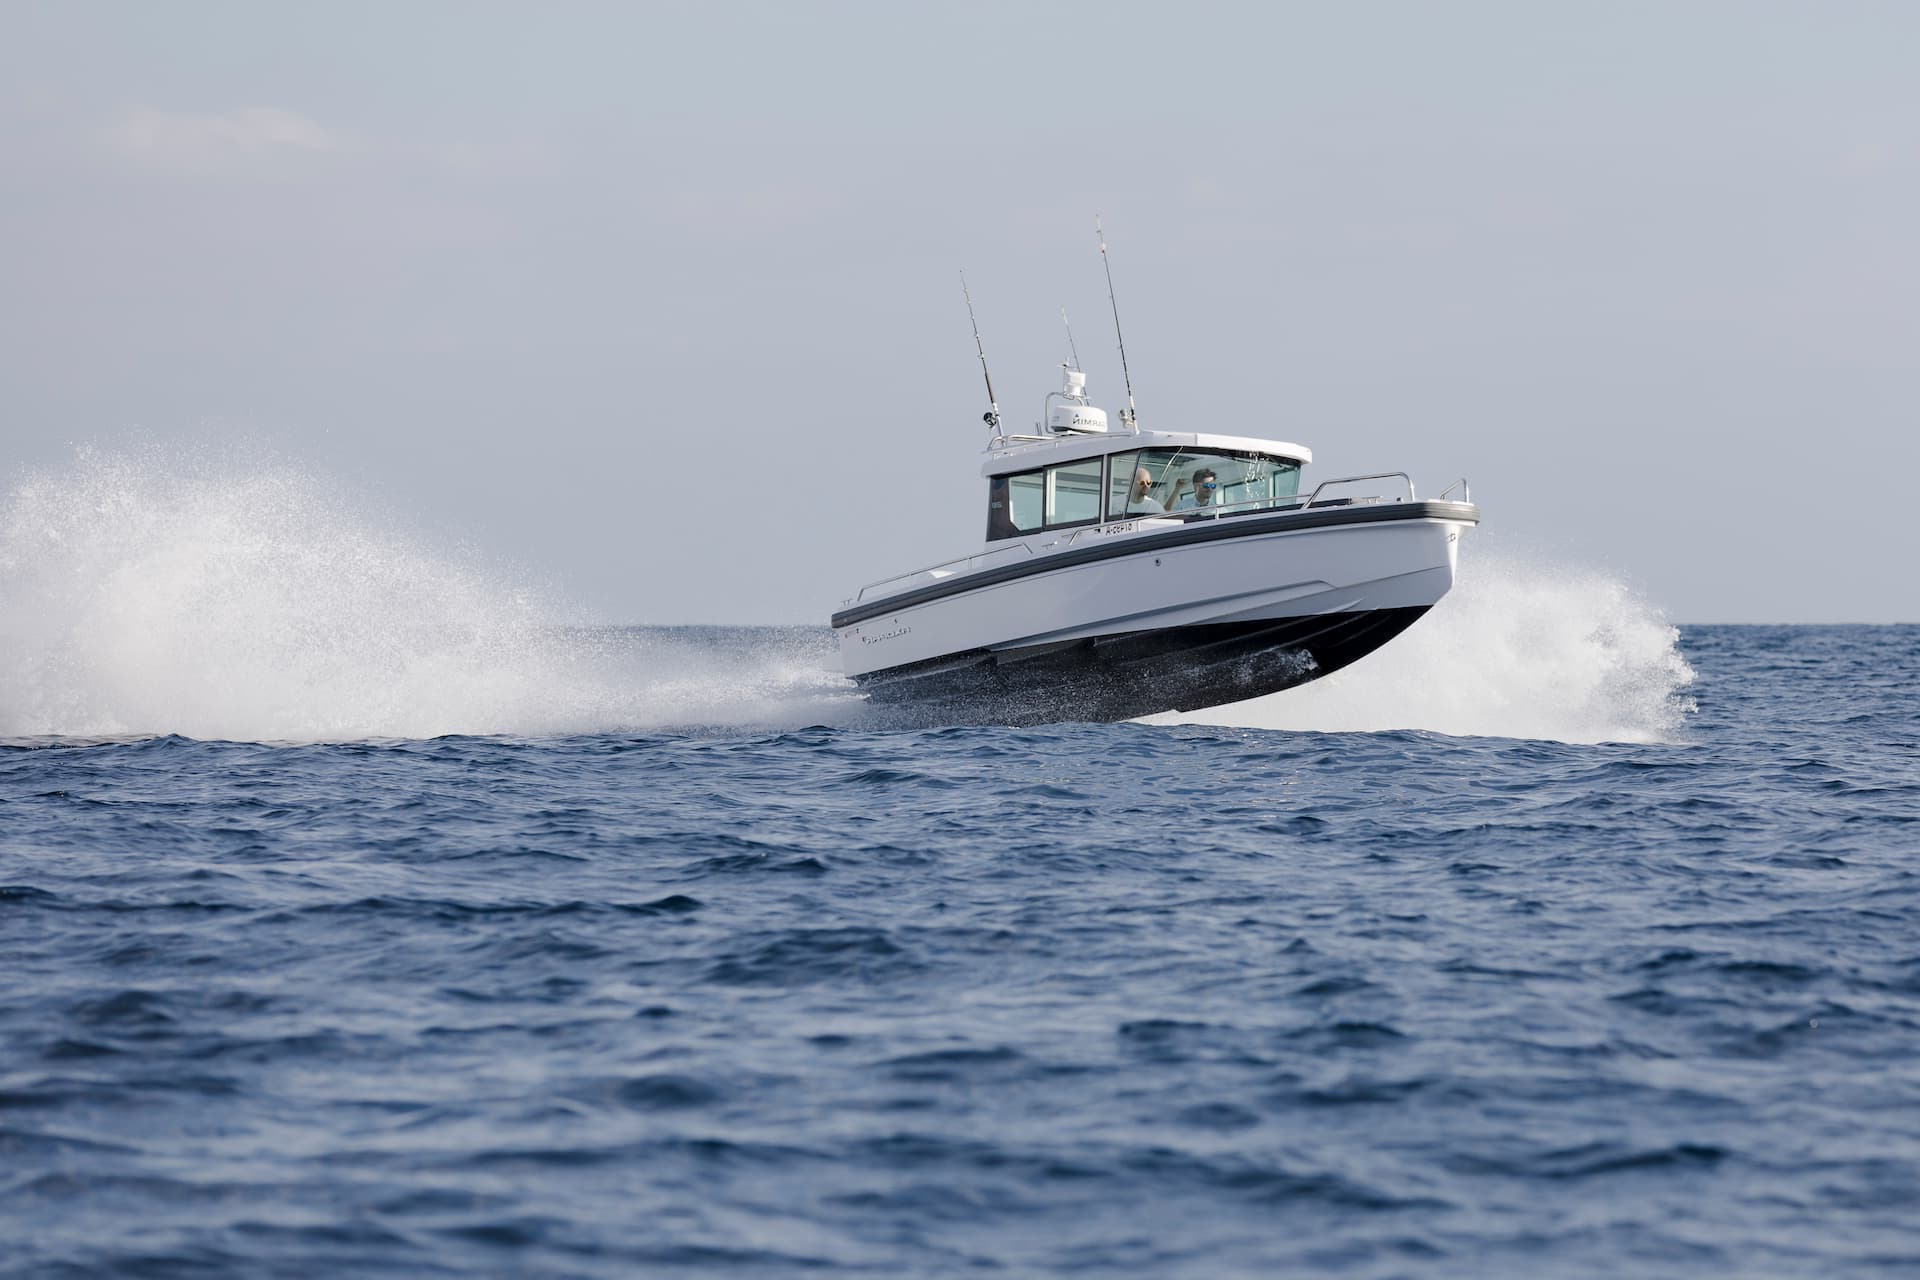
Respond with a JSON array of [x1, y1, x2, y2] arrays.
[[831, 263, 1479, 726]]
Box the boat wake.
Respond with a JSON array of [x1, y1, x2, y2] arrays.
[[0, 447, 852, 742], [1, 449, 1692, 745]]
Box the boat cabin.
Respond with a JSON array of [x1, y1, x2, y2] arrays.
[[982, 368, 1311, 543]]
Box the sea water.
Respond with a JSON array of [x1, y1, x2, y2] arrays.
[[2, 452, 1915, 1277]]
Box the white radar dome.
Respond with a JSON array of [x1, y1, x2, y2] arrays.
[[1047, 364, 1107, 433], [1049, 403, 1109, 433]]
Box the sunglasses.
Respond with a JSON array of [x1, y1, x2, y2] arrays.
[[1199, 480, 1218, 490]]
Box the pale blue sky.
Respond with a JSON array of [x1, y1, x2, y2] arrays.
[[3, 1, 1916, 622]]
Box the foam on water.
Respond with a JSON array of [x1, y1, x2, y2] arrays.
[[2, 449, 1694, 744], [1160, 551, 1698, 744]]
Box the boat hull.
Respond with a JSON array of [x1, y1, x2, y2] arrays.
[[834, 501, 1476, 725], [853, 606, 1429, 726]]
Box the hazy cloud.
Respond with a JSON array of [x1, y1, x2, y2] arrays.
[[107, 106, 346, 173]]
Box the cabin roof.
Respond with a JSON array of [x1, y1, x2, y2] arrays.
[[980, 428, 1313, 478]]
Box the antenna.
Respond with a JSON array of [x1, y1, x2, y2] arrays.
[[1061, 307, 1082, 372], [1096, 215, 1137, 430], [960, 271, 1000, 433]]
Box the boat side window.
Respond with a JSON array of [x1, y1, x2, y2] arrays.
[[986, 476, 1020, 541], [987, 457, 1106, 541], [985, 469, 1052, 540], [1008, 471, 1044, 532], [1045, 457, 1103, 527]]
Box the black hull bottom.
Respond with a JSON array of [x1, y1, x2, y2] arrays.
[[853, 606, 1431, 727]]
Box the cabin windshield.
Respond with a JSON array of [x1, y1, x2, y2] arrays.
[[1106, 448, 1301, 519]]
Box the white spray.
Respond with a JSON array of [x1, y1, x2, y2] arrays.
[[1154, 548, 1698, 744], [1, 449, 1695, 745], [0, 446, 849, 741]]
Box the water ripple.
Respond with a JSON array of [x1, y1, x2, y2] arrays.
[[0, 625, 1916, 1276]]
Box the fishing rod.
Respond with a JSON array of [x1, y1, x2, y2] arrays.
[[1096, 215, 1138, 431], [960, 271, 1000, 433], [1061, 306, 1082, 372]]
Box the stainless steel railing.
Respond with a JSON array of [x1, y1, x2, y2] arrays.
[[847, 541, 1035, 605], [1303, 471, 1415, 505]]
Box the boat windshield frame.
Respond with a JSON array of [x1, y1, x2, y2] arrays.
[[1104, 446, 1303, 521]]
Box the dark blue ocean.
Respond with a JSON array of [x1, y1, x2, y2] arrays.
[[3, 611, 1917, 1277]]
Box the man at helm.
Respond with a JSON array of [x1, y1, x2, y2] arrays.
[[1125, 467, 1166, 514]]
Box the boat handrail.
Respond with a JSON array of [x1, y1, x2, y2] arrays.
[[1305, 471, 1415, 505], [1139, 472, 1417, 523], [1438, 477, 1471, 502], [851, 541, 1035, 604]]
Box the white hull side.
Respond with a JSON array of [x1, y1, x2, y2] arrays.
[[839, 514, 1468, 678]]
